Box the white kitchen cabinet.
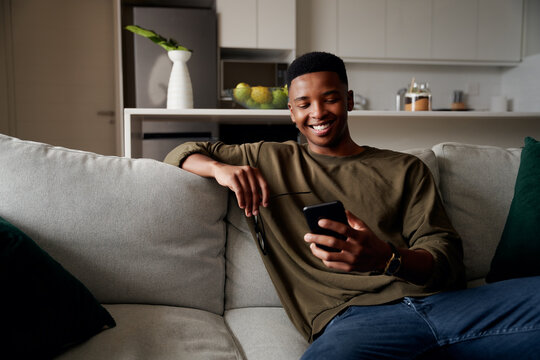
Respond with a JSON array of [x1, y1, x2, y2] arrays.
[[299, 0, 523, 64], [216, 0, 295, 50], [386, 0, 431, 59], [432, 0, 523, 62], [296, 0, 337, 54], [337, 0, 385, 58], [477, 0, 523, 62], [258, 0, 295, 49], [431, 0, 478, 60], [217, 0, 257, 48]]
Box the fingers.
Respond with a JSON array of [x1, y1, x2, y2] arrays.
[[304, 233, 345, 253], [345, 210, 367, 231], [306, 242, 355, 272], [306, 211, 390, 273], [228, 165, 268, 217], [317, 218, 349, 237]]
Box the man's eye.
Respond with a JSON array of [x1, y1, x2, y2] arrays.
[[326, 98, 338, 103], [297, 103, 310, 109]]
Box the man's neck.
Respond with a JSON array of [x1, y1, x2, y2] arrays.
[[308, 139, 364, 157]]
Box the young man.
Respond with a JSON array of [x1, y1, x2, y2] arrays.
[[164, 52, 540, 359]]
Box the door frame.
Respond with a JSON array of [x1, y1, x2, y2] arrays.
[[0, 0, 16, 136], [113, 0, 124, 156]]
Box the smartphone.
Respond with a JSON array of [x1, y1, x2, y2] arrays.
[[302, 201, 348, 252]]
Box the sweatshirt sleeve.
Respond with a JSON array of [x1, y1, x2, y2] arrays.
[[402, 159, 466, 291], [163, 141, 263, 168]]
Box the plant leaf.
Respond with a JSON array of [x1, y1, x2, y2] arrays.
[[125, 25, 192, 52]]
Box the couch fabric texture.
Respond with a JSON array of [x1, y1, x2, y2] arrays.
[[0, 133, 524, 359]]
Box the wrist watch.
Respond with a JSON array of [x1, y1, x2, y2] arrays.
[[383, 242, 402, 276]]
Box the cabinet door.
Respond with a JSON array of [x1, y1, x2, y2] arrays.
[[431, 0, 477, 60], [386, 0, 431, 59], [296, 0, 337, 54], [477, 0, 523, 62], [258, 0, 295, 49], [337, 0, 385, 58], [216, 0, 257, 48]]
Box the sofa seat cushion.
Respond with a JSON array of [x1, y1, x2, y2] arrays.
[[57, 304, 242, 360], [225, 307, 308, 360], [0, 134, 228, 314], [433, 142, 521, 281]]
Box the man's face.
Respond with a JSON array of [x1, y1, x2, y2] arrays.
[[288, 71, 354, 156]]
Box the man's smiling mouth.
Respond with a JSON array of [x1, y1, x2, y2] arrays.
[[309, 121, 334, 132]]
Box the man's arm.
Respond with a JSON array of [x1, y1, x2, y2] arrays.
[[304, 158, 464, 288], [182, 153, 269, 217]]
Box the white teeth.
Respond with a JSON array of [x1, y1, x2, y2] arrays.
[[312, 123, 330, 131]]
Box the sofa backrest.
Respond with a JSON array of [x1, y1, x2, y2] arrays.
[[433, 142, 521, 283], [0, 134, 228, 315]]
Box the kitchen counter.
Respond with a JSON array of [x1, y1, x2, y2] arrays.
[[123, 108, 540, 157]]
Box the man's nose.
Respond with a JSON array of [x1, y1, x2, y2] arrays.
[[310, 101, 326, 119]]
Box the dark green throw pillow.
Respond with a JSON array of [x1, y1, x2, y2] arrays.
[[0, 216, 116, 359], [486, 137, 540, 283]]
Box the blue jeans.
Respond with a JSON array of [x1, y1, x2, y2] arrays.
[[301, 276, 540, 359]]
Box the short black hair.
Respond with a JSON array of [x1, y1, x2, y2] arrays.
[[286, 52, 348, 89]]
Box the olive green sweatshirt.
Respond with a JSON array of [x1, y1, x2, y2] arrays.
[[164, 141, 465, 342]]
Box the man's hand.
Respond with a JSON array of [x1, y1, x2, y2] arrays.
[[181, 153, 269, 217], [304, 210, 390, 273], [304, 210, 435, 284], [213, 163, 269, 217]]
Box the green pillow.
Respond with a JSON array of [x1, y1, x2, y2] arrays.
[[486, 137, 540, 283], [0, 216, 116, 358]]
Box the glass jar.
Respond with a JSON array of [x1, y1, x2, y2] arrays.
[[404, 82, 431, 111]]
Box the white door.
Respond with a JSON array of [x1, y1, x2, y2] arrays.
[[7, 0, 116, 155]]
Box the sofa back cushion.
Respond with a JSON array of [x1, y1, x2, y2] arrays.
[[433, 142, 521, 282], [402, 148, 440, 188], [224, 194, 281, 310], [0, 134, 228, 314]]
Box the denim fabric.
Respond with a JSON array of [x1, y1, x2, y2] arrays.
[[301, 276, 540, 359]]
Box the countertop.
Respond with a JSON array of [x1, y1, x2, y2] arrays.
[[123, 108, 540, 157], [125, 108, 540, 119]]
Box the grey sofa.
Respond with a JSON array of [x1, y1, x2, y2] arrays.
[[0, 133, 521, 359]]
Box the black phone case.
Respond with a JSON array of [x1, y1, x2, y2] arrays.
[[303, 201, 347, 252]]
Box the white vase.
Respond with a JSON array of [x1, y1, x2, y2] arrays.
[[166, 50, 193, 109]]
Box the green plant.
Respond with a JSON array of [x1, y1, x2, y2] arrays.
[[125, 25, 192, 52]]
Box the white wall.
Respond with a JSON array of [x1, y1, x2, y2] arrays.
[[346, 63, 501, 111]]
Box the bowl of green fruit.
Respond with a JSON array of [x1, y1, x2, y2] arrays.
[[228, 83, 288, 109]]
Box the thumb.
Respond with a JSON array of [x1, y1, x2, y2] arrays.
[[345, 210, 367, 231]]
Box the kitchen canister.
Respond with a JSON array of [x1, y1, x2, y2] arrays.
[[490, 95, 508, 112], [405, 81, 431, 111]]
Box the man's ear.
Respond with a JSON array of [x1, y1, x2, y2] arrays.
[[288, 102, 297, 125], [347, 90, 354, 111]]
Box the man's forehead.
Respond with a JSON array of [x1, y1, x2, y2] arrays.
[[290, 71, 345, 95], [290, 71, 340, 85]]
